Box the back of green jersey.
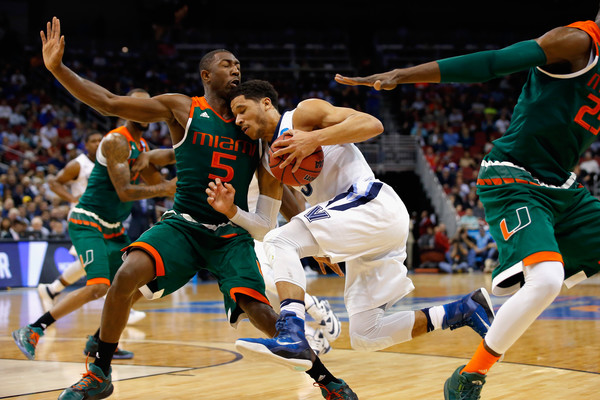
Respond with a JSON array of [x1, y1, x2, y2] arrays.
[[488, 21, 600, 186], [78, 125, 148, 223], [173, 96, 259, 224]]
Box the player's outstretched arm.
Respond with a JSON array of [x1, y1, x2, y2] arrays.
[[41, 17, 186, 124], [336, 25, 596, 91], [103, 133, 176, 201]]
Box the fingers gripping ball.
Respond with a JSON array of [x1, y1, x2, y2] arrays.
[[268, 134, 324, 186]]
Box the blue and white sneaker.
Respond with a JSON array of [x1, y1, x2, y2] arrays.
[[442, 288, 495, 338], [235, 310, 313, 371], [307, 296, 341, 343]]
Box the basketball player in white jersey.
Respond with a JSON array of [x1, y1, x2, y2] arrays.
[[39, 132, 102, 310], [247, 174, 341, 355], [39, 132, 147, 325], [207, 80, 496, 381]]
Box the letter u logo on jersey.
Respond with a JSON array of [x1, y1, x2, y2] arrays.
[[499, 206, 531, 241]]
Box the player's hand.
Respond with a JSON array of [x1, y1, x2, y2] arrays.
[[314, 256, 344, 277], [206, 178, 237, 217], [131, 151, 150, 173], [40, 17, 65, 73], [272, 129, 318, 173], [335, 72, 398, 91]]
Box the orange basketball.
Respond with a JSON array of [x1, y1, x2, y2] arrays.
[[268, 133, 324, 186]]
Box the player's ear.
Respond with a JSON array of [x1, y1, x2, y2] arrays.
[[261, 97, 272, 110]]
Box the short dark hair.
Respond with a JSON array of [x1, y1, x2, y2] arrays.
[[198, 49, 232, 73], [228, 79, 278, 106], [83, 131, 102, 143]]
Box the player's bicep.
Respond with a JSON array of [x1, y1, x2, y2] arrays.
[[103, 94, 185, 124], [54, 160, 81, 183], [295, 99, 355, 129]]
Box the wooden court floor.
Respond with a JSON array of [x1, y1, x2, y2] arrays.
[[2, 272, 600, 399]]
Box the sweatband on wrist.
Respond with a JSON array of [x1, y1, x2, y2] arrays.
[[438, 40, 547, 83], [229, 194, 281, 241]]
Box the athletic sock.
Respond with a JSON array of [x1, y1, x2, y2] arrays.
[[48, 280, 65, 296], [280, 299, 306, 320], [30, 312, 56, 331], [93, 328, 100, 340], [306, 356, 340, 386], [421, 305, 445, 332], [462, 340, 501, 375], [93, 339, 118, 376]]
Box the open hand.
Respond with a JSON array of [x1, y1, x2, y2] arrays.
[[206, 178, 237, 217], [40, 17, 65, 73]]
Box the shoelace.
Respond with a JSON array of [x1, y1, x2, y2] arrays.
[[458, 382, 483, 400], [274, 318, 288, 335], [72, 356, 102, 391], [314, 382, 345, 400]]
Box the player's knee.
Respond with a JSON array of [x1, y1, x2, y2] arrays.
[[526, 261, 564, 303], [114, 249, 156, 293], [348, 320, 393, 352], [86, 282, 109, 299]]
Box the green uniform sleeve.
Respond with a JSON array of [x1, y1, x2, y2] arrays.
[[437, 40, 547, 83]]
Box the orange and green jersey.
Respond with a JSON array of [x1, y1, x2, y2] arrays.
[[75, 125, 148, 230], [485, 20, 600, 186], [172, 96, 259, 225]]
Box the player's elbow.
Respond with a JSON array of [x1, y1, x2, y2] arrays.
[[371, 119, 384, 136]]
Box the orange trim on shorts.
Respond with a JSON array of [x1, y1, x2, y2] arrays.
[[221, 233, 238, 238], [476, 177, 539, 186], [69, 218, 124, 239], [125, 241, 166, 277], [230, 287, 270, 306], [523, 251, 564, 267], [86, 277, 110, 286]]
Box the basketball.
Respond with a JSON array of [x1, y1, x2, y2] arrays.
[[268, 133, 324, 186]]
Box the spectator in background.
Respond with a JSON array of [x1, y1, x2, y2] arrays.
[[471, 224, 498, 271], [23, 216, 50, 240], [458, 206, 479, 230], [439, 227, 473, 273], [580, 150, 599, 178]]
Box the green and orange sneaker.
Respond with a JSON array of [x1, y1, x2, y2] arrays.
[[12, 325, 44, 360], [444, 365, 486, 400], [58, 361, 113, 400], [316, 379, 359, 400]]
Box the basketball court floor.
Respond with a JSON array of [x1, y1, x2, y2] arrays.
[[2, 272, 599, 399]]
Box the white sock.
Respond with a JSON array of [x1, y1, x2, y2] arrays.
[[428, 305, 446, 331], [48, 280, 65, 295], [281, 301, 306, 320]]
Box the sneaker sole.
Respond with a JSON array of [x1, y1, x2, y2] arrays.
[[126, 311, 146, 325], [235, 340, 313, 372], [12, 331, 35, 360]]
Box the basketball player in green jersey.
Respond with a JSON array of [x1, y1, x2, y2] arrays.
[[337, 10, 600, 399], [39, 17, 353, 400], [12, 89, 177, 362]]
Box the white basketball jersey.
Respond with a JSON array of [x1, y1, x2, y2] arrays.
[[262, 110, 375, 206], [70, 153, 95, 206]]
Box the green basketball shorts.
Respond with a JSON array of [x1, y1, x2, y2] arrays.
[[68, 208, 131, 286], [477, 160, 600, 295], [123, 210, 270, 327]]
